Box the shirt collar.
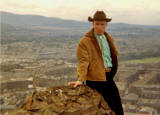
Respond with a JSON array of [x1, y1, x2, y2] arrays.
[[94, 31, 104, 39]]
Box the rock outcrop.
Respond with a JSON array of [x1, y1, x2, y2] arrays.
[[4, 85, 115, 115]]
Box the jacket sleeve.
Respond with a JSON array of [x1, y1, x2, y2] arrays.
[[76, 41, 89, 82]]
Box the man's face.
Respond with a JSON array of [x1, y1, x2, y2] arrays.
[[93, 20, 107, 35]]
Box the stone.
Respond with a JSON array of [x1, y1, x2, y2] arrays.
[[4, 85, 115, 115]]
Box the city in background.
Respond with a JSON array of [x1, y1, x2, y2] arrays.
[[1, 11, 160, 114]]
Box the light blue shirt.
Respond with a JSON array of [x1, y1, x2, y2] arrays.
[[94, 32, 113, 68]]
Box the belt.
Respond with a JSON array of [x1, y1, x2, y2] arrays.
[[105, 68, 111, 72]]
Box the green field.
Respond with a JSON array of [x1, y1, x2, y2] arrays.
[[120, 57, 160, 64]]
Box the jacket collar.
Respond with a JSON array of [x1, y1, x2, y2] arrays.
[[85, 28, 118, 57]]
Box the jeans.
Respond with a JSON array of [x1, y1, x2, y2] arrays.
[[86, 72, 124, 115]]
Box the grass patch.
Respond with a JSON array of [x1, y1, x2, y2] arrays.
[[120, 57, 160, 64]]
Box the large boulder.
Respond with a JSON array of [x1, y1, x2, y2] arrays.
[[4, 85, 115, 115]]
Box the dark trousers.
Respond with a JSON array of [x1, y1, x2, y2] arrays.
[[86, 72, 124, 115]]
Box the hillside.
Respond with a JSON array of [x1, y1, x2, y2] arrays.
[[1, 12, 160, 61]]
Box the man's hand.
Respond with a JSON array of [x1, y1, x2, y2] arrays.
[[68, 81, 83, 88]]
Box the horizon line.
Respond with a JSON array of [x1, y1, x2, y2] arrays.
[[1, 11, 160, 27]]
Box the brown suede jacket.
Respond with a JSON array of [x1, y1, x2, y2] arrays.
[[77, 28, 119, 82]]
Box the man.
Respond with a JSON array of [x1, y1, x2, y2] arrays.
[[68, 11, 124, 115]]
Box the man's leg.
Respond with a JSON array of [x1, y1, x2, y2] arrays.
[[86, 77, 124, 115], [104, 72, 124, 115], [86, 80, 116, 112]]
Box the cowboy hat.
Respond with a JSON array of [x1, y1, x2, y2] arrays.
[[88, 11, 112, 22]]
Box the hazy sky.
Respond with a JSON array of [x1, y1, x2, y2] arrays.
[[1, 0, 160, 25]]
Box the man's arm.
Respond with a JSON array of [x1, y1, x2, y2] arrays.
[[68, 39, 89, 88], [76, 40, 89, 82]]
